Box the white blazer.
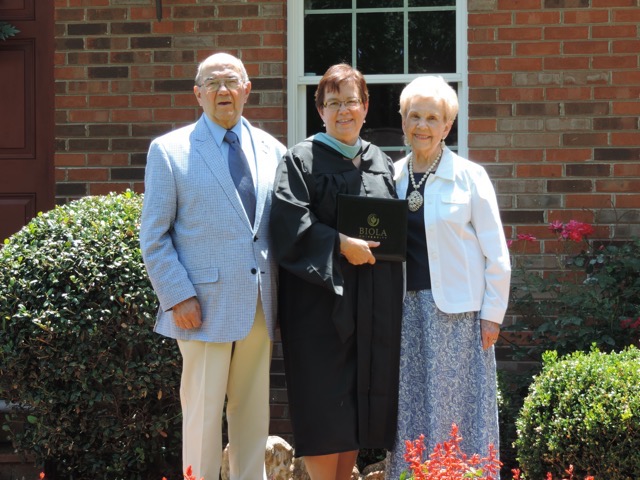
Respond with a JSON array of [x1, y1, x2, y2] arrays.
[[140, 115, 286, 342], [395, 148, 511, 324]]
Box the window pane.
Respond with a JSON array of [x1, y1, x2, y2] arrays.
[[408, 11, 456, 73], [409, 0, 456, 6], [361, 83, 405, 149], [305, 0, 350, 9], [304, 14, 352, 75], [357, 12, 403, 74], [306, 85, 324, 137], [357, 0, 404, 7]]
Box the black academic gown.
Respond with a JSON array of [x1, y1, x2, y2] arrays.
[[271, 138, 403, 456]]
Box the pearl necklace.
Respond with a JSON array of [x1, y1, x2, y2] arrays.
[[407, 148, 443, 212]]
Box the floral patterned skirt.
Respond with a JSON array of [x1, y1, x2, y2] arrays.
[[385, 289, 499, 479]]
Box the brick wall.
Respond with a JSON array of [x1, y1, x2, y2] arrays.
[[54, 0, 287, 203], [467, 0, 640, 361], [468, 0, 640, 242]]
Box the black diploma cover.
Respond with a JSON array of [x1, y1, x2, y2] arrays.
[[337, 194, 408, 262]]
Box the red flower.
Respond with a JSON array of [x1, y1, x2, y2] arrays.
[[621, 317, 640, 330], [404, 434, 427, 477], [559, 220, 594, 242], [403, 424, 502, 479], [183, 465, 203, 480]]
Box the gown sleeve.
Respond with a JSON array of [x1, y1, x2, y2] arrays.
[[270, 147, 345, 295]]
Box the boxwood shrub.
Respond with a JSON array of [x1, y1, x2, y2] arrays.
[[516, 346, 640, 480], [0, 191, 182, 479]]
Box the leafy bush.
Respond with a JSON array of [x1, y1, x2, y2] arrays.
[[515, 346, 640, 480], [497, 370, 533, 478], [357, 448, 386, 471], [508, 221, 640, 359], [0, 191, 182, 479]]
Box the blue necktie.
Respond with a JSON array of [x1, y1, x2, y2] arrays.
[[224, 130, 256, 225]]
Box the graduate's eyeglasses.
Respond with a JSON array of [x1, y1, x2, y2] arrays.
[[322, 98, 362, 111]]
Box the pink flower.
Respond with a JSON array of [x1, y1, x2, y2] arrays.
[[517, 233, 537, 242], [548, 220, 595, 242], [549, 220, 564, 233]]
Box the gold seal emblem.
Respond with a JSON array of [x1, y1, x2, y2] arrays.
[[367, 214, 380, 227]]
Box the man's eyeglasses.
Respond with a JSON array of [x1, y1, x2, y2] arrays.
[[200, 77, 243, 93], [322, 98, 362, 111]]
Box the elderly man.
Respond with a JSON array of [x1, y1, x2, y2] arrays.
[[140, 52, 286, 480]]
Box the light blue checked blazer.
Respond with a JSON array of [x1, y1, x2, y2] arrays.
[[140, 115, 286, 342]]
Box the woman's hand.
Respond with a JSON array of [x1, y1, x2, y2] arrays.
[[339, 233, 379, 265], [480, 319, 500, 350]]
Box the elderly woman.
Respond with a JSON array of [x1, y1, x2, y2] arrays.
[[385, 76, 511, 479], [270, 64, 403, 480]]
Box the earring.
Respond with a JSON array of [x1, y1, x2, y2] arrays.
[[441, 138, 445, 147], [322, 123, 326, 127]]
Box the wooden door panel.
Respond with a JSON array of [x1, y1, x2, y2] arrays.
[[0, 195, 35, 242], [0, 44, 33, 154], [1, 0, 34, 18], [0, 0, 53, 243]]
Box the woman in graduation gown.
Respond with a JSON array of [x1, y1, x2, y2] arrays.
[[270, 64, 403, 480]]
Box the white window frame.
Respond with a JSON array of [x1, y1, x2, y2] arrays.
[[286, 0, 468, 158]]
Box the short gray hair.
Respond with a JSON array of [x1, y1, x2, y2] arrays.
[[399, 76, 459, 124], [194, 53, 249, 86]]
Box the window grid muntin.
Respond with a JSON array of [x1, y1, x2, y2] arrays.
[[289, 0, 467, 156], [304, 1, 457, 74]]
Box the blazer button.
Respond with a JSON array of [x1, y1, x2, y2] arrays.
[[251, 268, 257, 274], [253, 235, 258, 242]]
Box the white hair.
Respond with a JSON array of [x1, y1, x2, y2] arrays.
[[399, 76, 459, 123], [194, 53, 249, 85]]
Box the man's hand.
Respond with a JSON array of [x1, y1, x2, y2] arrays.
[[339, 233, 379, 265], [172, 296, 202, 330], [480, 319, 500, 351]]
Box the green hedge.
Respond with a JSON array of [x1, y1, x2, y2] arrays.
[[516, 346, 640, 480], [0, 191, 182, 479]]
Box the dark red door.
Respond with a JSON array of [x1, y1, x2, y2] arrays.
[[0, 0, 54, 243]]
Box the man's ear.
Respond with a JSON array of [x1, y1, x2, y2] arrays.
[[242, 81, 252, 102]]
